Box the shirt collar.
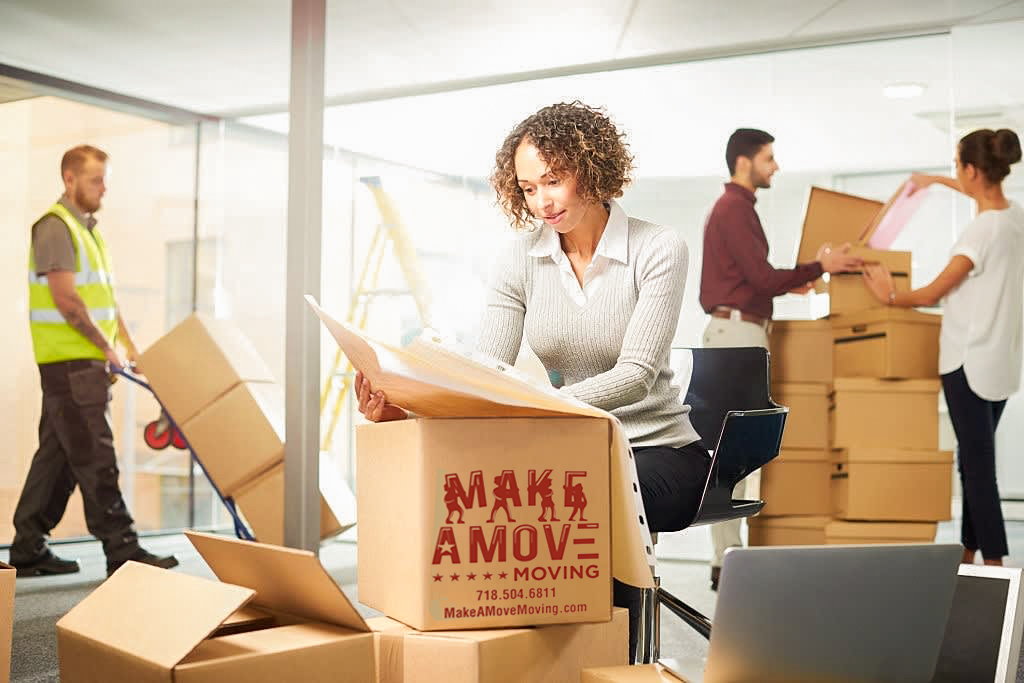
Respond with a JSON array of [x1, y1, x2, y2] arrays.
[[724, 182, 757, 206], [58, 195, 97, 230], [527, 200, 629, 264]]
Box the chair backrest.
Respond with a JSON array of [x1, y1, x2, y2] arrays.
[[678, 347, 787, 528], [682, 347, 774, 443]]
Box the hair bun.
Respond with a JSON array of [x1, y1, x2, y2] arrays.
[[993, 129, 1022, 165]]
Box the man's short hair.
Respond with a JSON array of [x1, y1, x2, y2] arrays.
[[726, 129, 774, 176], [61, 145, 108, 178]]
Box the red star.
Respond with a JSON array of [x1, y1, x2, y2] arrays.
[[467, 573, 477, 580], [433, 574, 443, 582], [498, 571, 508, 579], [450, 573, 460, 581], [483, 572, 493, 580]]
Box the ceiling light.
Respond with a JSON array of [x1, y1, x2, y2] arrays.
[[883, 82, 926, 99]]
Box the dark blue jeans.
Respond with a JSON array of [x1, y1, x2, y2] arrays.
[[941, 366, 1008, 558]]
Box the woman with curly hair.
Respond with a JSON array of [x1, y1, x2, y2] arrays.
[[357, 102, 709, 657], [864, 128, 1024, 566]]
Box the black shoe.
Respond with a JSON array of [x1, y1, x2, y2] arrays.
[[710, 566, 721, 592], [13, 551, 81, 577], [107, 548, 179, 577]]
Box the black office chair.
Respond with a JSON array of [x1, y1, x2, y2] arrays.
[[633, 346, 788, 664]]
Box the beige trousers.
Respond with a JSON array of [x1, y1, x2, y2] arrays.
[[702, 316, 769, 568]]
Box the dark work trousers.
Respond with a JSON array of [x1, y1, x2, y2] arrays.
[[942, 366, 1009, 559], [613, 440, 711, 661], [10, 359, 140, 565]]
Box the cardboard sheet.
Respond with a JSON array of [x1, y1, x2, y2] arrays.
[[306, 296, 655, 588]]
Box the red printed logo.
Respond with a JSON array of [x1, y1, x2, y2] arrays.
[[431, 468, 600, 582]]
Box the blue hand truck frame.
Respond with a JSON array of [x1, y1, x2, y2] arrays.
[[116, 367, 255, 541]]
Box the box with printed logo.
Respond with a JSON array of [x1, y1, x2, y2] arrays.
[[357, 416, 611, 631]]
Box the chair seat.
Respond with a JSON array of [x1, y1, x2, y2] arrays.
[[687, 499, 765, 526]]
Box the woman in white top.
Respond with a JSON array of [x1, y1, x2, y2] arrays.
[[864, 128, 1024, 566]]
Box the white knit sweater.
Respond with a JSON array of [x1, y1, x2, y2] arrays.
[[476, 208, 701, 449]]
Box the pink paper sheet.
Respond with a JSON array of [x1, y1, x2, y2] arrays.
[[867, 181, 929, 249]]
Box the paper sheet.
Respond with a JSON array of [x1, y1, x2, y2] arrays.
[[865, 181, 929, 249], [306, 295, 656, 588]]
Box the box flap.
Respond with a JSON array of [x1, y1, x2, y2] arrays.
[[825, 521, 937, 539], [55, 561, 253, 669], [772, 382, 833, 397], [831, 307, 942, 329], [797, 187, 884, 265], [186, 531, 369, 632], [833, 377, 941, 393], [748, 515, 831, 529], [836, 448, 953, 464]]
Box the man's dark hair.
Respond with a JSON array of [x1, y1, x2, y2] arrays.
[[726, 128, 775, 176]]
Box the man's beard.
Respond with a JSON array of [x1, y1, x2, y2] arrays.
[[75, 188, 100, 213], [752, 172, 772, 189]]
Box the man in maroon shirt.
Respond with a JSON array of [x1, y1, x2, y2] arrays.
[[700, 128, 860, 590]]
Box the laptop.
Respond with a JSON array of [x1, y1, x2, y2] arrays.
[[660, 544, 962, 683]]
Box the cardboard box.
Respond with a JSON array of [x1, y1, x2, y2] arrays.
[[832, 378, 940, 450], [0, 562, 12, 683], [233, 461, 342, 544], [832, 308, 941, 379], [137, 313, 276, 424], [747, 515, 830, 546], [796, 187, 912, 317], [825, 520, 937, 545], [180, 381, 284, 495], [57, 531, 374, 683], [773, 383, 833, 450], [357, 417, 612, 631], [832, 449, 953, 522], [769, 319, 833, 384], [759, 451, 833, 517], [826, 247, 911, 317], [368, 608, 628, 683], [582, 664, 687, 682]]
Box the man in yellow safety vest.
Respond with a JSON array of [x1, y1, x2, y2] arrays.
[[11, 145, 178, 577]]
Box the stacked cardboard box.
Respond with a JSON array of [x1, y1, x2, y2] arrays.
[[138, 314, 342, 542], [751, 187, 952, 546], [355, 416, 630, 680]]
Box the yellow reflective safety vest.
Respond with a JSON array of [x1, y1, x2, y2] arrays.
[[28, 202, 118, 364]]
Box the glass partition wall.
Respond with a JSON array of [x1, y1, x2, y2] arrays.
[[4, 19, 1023, 540]]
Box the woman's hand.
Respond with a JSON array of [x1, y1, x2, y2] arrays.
[[355, 371, 408, 422], [862, 263, 896, 304]]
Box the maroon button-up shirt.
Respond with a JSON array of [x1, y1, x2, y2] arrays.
[[700, 182, 823, 320]]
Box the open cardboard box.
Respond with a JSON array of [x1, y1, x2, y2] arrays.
[[797, 187, 912, 317], [368, 608, 628, 683], [358, 416, 611, 631], [56, 532, 374, 683]]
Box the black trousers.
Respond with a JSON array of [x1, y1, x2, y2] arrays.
[[942, 366, 1008, 558], [613, 440, 711, 660], [10, 360, 140, 565]]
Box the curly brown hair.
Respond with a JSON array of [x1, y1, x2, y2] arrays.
[[491, 101, 634, 230]]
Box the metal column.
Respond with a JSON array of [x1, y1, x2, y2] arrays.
[[284, 0, 326, 551]]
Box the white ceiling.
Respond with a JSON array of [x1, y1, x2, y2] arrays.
[[1, 0, 1022, 115], [1, 1, 1022, 177]]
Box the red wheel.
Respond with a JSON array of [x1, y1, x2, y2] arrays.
[[171, 428, 187, 450], [144, 420, 172, 450]]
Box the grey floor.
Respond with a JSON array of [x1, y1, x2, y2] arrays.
[[9, 519, 1024, 682]]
